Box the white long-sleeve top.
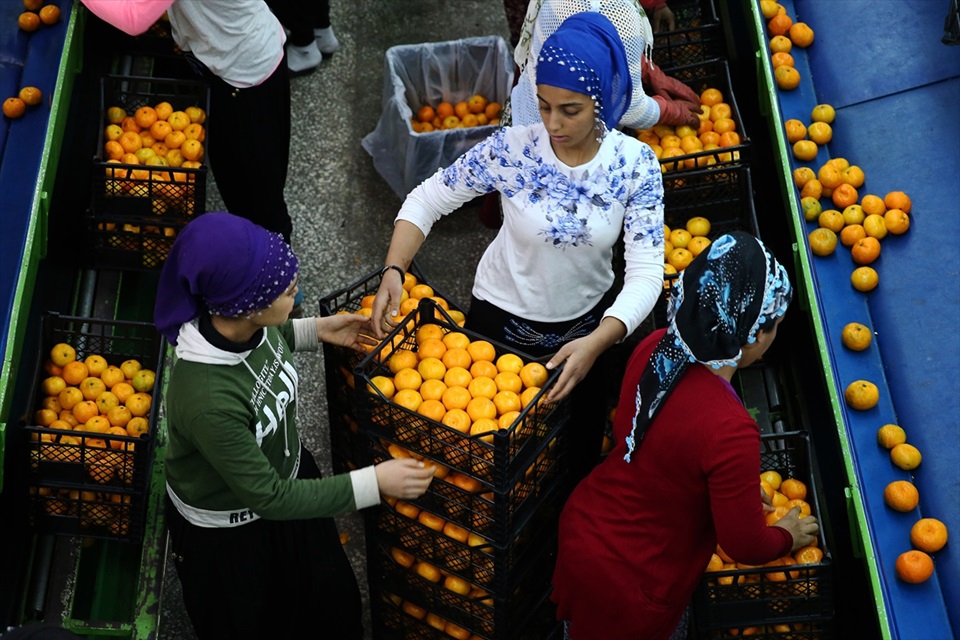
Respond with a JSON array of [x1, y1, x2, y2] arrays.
[[397, 123, 665, 339]]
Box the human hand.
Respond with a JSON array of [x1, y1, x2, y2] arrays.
[[544, 336, 602, 403], [375, 458, 435, 499], [651, 5, 676, 32], [316, 313, 378, 352], [370, 269, 405, 339], [760, 485, 774, 512], [652, 95, 701, 129], [771, 507, 820, 551]]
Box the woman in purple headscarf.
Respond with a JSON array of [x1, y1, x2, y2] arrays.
[[371, 12, 665, 482], [154, 212, 435, 639]]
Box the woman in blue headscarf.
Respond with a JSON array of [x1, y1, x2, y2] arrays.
[[371, 12, 666, 481], [154, 212, 435, 639], [551, 232, 820, 639]]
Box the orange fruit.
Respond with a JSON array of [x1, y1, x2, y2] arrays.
[[851, 266, 878, 292], [393, 388, 423, 413], [859, 194, 885, 216], [699, 88, 723, 106], [454, 101, 470, 119], [95, 390, 120, 414], [760, 469, 783, 491], [419, 378, 446, 402], [39, 4, 60, 24], [441, 347, 471, 370], [806, 121, 832, 145], [106, 405, 133, 428], [368, 375, 395, 400], [840, 165, 865, 188], [484, 102, 502, 120], [767, 13, 793, 36], [126, 392, 152, 417], [57, 387, 82, 411], [494, 371, 522, 394], [183, 123, 205, 142], [164, 130, 186, 149], [793, 546, 824, 565], [839, 224, 866, 248], [167, 111, 190, 131], [844, 379, 879, 410], [786, 498, 812, 516], [840, 322, 872, 351], [417, 399, 446, 423], [667, 248, 694, 271], [851, 236, 881, 265], [709, 103, 732, 122], [811, 104, 835, 123], [788, 22, 815, 47], [792, 140, 818, 162], [877, 424, 907, 449], [883, 191, 911, 213], [495, 353, 523, 375], [831, 183, 859, 209], [519, 362, 549, 388], [443, 366, 472, 389], [18, 11, 41, 31], [800, 179, 823, 201], [19, 86, 42, 106], [817, 163, 843, 189], [770, 51, 795, 69], [890, 443, 922, 470], [775, 65, 801, 90], [441, 408, 471, 433], [862, 213, 887, 240], [895, 550, 934, 584], [467, 94, 488, 114], [180, 139, 203, 161], [884, 480, 919, 512], [493, 390, 521, 415], [841, 204, 865, 226], [712, 118, 736, 135], [79, 377, 107, 401], [118, 131, 143, 154], [759, 1, 782, 19], [781, 478, 807, 501], [134, 106, 158, 129], [807, 228, 837, 257], [126, 417, 149, 438], [883, 209, 910, 235], [467, 340, 496, 363], [520, 386, 542, 408], [417, 105, 436, 123], [466, 396, 497, 422], [3, 97, 27, 119], [436, 101, 455, 119], [84, 416, 111, 434], [61, 360, 89, 386], [414, 561, 442, 583], [687, 236, 711, 257], [469, 417, 499, 443], [911, 518, 948, 553], [417, 337, 447, 361], [498, 411, 521, 430], [784, 119, 807, 143], [816, 209, 843, 233], [184, 105, 206, 124], [769, 35, 792, 54], [470, 360, 498, 379], [793, 167, 816, 189], [417, 357, 446, 381], [72, 400, 99, 424], [441, 386, 472, 412]]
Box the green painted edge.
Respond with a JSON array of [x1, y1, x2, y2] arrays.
[[0, 0, 83, 491], [742, 0, 890, 636]]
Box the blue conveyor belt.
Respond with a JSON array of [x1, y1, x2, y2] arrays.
[[767, 0, 959, 637]]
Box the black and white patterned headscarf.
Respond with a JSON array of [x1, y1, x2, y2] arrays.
[[624, 232, 792, 461]]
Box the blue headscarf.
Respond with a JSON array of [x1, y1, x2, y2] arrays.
[[624, 232, 793, 461], [535, 12, 632, 131], [154, 212, 299, 345]]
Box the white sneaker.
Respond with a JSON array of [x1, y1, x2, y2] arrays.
[[286, 42, 322, 75], [314, 27, 340, 55]]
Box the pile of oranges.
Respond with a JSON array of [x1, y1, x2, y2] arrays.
[[761, 0, 814, 91], [787, 103, 836, 162], [704, 470, 823, 610], [634, 87, 742, 171], [382, 589, 488, 639], [410, 94, 502, 133], [2, 86, 43, 120], [663, 215, 713, 275], [29, 341, 157, 535], [17, 0, 60, 33]]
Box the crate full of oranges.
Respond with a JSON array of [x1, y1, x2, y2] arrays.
[[87, 75, 210, 270], [21, 313, 165, 542]]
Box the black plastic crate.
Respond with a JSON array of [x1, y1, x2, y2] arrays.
[[651, 0, 724, 72], [662, 164, 758, 238], [692, 431, 833, 632], [318, 262, 465, 475], [369, 535, 559, 640], [353, 300, 571, 493], [20, 313, 165, 542], [695, 618, 833, 640], [89, 75, 210, 269]]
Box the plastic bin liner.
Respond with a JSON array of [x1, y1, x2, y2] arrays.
[[361, 36, 514, 199]]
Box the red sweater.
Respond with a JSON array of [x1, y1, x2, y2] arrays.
[[551, 329, 792, 639]]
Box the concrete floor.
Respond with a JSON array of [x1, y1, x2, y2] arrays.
[[157, 2, 509, 638]]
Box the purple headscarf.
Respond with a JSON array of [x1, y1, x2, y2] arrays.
[[154, 212, 299, 345], [535, 12, 632, 131]]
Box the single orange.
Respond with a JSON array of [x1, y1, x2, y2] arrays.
[[851, 266, 878, 292], [862, 214, 888, 240], [840, 165, 865, 188], [895, 550, 934, 584], [781, 478, 807, 501], [788, 22, 815, 47], [817, 163, 843, 189], [709, 103, 732, 122], [467, 94, 488, 114], [18, 11, 40, 31], [768, 14, 793, 36], [911, 518, 948, 553], [884, 480, 919, 512], [793, 167, 816, 189], [759, 0, 782, 19], [19, 86, 42, 106], [770, 51, 795, 68], [39, 4, 61, 24], [484, 102, 502, 120], [792, 140, 817, 162], [877, 424, 906, 449], [817, 209, 844, 233], [769, 35, 792, 54], [883, 191, 911, 213], [883, 209, 910, 235], [3, 97, 27, 119], [454, 101, 470, 119], [844, 379, 879, 410], [807, 121, 832, 145], [466, 340, 496, 363], [436, 101, 455, 119], [784, 119, 807, 143], [831, 183, 859, 209], [840, 322, 872, 351], [470, 360, 499, 379], [667, 248, 694, 271], [890, 443, 922, 470], [417, 105, 436, 123], [811, 103, 836, 123], [841, 204, 865, 226], [839, 224, 866, 247], [760, 469, 783, 490], [793, 545, 824, 565], [807, 228, 837, 257], [700, 88, 723, 106], [851, 236, 881, 265]]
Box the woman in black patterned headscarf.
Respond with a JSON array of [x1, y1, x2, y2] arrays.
[[552, 232, 819, 640]]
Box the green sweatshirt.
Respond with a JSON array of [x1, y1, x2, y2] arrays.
[[164, 318, 380, 528]]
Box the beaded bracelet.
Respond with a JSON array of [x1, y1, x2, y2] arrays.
[[379, 264, 405, 282]]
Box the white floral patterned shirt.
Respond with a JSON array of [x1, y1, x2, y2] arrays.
[[396, 123, 665, 338]]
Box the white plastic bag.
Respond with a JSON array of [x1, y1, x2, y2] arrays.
[[361, 36, 514, 199]]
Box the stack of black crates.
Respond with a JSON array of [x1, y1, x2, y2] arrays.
[[321, 271, 570, 640]]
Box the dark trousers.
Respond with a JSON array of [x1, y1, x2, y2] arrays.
[[165, 447, 363, 639], [264, 0, 331, 46], [465, 294, 616, 484], [193, 55, 293, 243]]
